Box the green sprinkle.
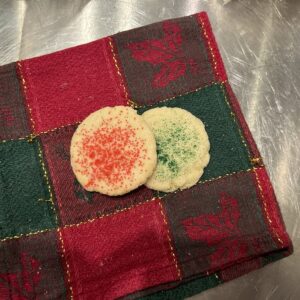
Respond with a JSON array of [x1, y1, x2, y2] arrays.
[[153, 120, 199, 179]]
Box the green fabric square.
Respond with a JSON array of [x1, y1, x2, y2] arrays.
[[138, 83, 251, 181], [0, 140, 57, 239], [141, 274, 220, 300]]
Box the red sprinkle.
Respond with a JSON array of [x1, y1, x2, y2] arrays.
[[75, 118, 147, 190]]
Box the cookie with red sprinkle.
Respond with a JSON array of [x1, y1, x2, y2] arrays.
[[70, 106, 157, 196]]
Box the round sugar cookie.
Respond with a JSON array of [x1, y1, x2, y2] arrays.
[[142, 107, 210, 192], [70, 106, 157, 196]]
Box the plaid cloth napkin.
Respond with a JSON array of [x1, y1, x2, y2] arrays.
[[0, 12, 292, 299]]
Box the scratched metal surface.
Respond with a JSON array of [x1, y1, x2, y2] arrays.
[[0, 0, 299, 299]]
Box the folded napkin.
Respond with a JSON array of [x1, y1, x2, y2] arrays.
[[0, 12, 292, 300]]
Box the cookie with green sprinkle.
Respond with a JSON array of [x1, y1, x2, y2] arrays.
[[142, 107, 210, 192]]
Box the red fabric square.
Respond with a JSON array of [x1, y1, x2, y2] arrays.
[[61, 200, 179, 299], [40, 125, 154, 226], [20, 38, 127, 133]]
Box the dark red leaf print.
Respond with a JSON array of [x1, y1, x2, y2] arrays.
[[182, 193, 240, 245], [209, 240, 248, 268], [0, 107, 15, 127], [153, 60, 186, 88], [127, 21, 198, 88], [162, 21, 182, 50], [0, 253, 41, 299], [182, 193, 249, 268], [127, 40, 173, 64], [189, 58, 200, 75]]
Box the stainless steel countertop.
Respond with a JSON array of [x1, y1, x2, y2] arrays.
[[1, 1, 299, 299]]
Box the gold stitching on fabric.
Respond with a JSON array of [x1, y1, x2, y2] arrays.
[[0, 228, 52, 243], [200, 168, 253, 185], [0, 137, 27, 143], [0, 80, 244, 143], [132, 81, 227, 109], [63, 197, 157, 229], [108, 37, 138, 108], [0, 81, 223, 144], [197, 18, 261, 166], [198, 15, 260, 166], [27, 133, 36, 143], [162, 168, 254, 199], [17, 62, 36, 132], [37, 141, 58, 225], [158, 200, 182, 280], [58, 229, 74, 299], [61, 169, 254, 230], [0, 198, 156, 243], [253, 168, 283, 245], [219, 83, 254, 163], [0, 122, 80, 144], [37, 198, 54, 203], [127, 99, 139, 108], [0, 169, 257, 243], [197, 15, 219, 79], [251, 157, 264, 166], [0, 82, 221, 144], [37, 121, 81, 136]]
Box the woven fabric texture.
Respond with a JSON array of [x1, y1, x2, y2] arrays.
[[39, 125, 154, 226], [137, 84, 252, 181], [0, 140, 57, 240], [0, 11, 292, 300], [0, 63, 30, 140], [19, 38, 128, 133], [114, 15, 214, 105]]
